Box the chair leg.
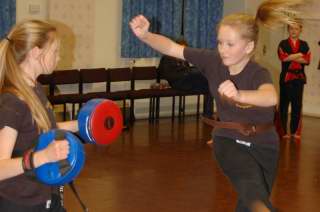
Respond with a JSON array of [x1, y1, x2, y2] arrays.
[[122, 100, 127, 124], [178, 96, 183, 120], [130, 99, 135, 123], [171, 96, 175, 122], [63, 104, 67, 121], [72, 103, 75, 120], [196, 95, 200, 118], [148, 98, 153, 122], [182, 96, 186, 119], [156, 97, 160, 121], [203, 95, 207, 117]]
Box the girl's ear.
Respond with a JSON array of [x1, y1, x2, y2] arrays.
[[29, 46, 42, 60], [245, 41, 255, 54]]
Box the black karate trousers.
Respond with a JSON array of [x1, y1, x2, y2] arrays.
[[279, 81, 304, 134], [213, 136, 279, 212]]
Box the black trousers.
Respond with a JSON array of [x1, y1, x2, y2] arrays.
[[213, 136, 279, 212], [279, 81, 304, 134], [0, 194, 65, 212]]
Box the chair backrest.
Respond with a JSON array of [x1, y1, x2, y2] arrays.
[[53, 69, 80, 85], [52, 69, 81, 94], [80, 68, 108, 94], [38, 73, 53, 85], [131, 66, 157, 90], [37, 73, 54, 95], [107, 68, 132, 92], [132, 66, 157, 80]]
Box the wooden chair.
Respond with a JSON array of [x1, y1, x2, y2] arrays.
[[48, 69, 82, 120], [157, 67, 208, 119], [107, 67, 132, 124], [131, 66, 182, 122], [80, 68, 109, 102], [176, 89, 206, 119]]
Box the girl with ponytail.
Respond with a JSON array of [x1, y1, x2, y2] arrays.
[[0, 20, 77, 211], [130, 0, 306, 211]]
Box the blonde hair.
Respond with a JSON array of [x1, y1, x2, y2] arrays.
[[0, 20, 57, 132], [218, 0, 305, 46]]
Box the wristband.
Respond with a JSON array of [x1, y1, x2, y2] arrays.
[[22, 149, 33, 172], [29, 151, 35, 170]]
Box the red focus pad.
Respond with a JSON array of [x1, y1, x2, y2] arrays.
[[89, 100, 123, 145]]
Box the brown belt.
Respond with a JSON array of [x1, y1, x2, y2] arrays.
[[202, 117, 274, 136]]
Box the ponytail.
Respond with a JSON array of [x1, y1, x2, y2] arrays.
[[218, 0, 306, 48], [0, 20, 57, 132], [256, 0, 305, 27]]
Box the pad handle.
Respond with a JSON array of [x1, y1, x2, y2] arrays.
[[55, 130, 71, 176]]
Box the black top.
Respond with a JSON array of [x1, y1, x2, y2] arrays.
[[184, 47, 278, 147], [158, 55, 191, 84], [0, 83, 57, 205], [278, 38, 310, 84]]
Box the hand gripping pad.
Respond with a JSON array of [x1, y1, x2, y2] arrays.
[[34, 130, 85, 186]]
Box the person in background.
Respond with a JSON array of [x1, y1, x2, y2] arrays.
[[130, 0, 306, 211], [158, 38, 214, 118], [0, 19, 78, 211], [277, 21, 310, 140]]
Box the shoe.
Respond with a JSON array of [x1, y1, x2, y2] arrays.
[[292, 134, 301, 139], [282, 134, 290, 139], [207, 139, 213, 148]]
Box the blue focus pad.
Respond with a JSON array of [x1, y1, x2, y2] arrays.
[[34, 130, 85, 186]]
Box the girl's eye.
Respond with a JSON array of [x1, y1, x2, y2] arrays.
[[227, 43, 234, 47]]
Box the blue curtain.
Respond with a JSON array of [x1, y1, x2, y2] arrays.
[[0, 0, 16, 39], [121, 0, 182, 58], [184, 0, 223, 49]]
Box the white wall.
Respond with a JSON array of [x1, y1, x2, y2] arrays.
[[16, 0, 48, 21], [224, 0, 245, 15]]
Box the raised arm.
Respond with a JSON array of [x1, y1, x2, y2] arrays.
[[130, 15, 185, 60]]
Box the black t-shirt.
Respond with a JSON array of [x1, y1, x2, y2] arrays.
[[184, 47, 279, 147], [0, 83, 57, 205]]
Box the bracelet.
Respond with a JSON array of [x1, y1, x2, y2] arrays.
[[30, 151, 35, 170], [21, 157, 28, 172], [22, 149, 34, 172]]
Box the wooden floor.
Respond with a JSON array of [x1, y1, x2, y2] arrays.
[[64, 116, 320, 212]]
